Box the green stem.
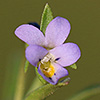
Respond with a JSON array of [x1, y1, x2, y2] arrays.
[[26, 76, 43, 96], [14, 59, 25, 100], [68, 84, 100, 100]]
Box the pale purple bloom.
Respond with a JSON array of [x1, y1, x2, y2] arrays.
[[15, 17, 81, 85]]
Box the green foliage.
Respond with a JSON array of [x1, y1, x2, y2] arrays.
[[26, 76, 43, 96], [40, 3, 53, 34], [25, 78, 70, 100], [69, 63, 77, 69], [24, 60, 30, 73]]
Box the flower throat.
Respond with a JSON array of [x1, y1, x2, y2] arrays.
[[40, 53, 55, 78]]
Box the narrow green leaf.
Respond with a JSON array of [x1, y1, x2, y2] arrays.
[[67, 84, 100, 100], [24, 60, 30, 73], [70, 63, 77, 69], [25, 77, 70, 100], [40, 3, 53, 34]]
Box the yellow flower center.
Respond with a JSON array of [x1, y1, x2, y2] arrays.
[[40, 61, 55, 77], [39, 53, 55, 78]]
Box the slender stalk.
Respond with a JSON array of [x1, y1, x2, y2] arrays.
[[68, 85, 100, 100], [26, 76, 43, 96], [14, 58, 25, 100]]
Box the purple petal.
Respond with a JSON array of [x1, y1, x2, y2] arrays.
[[45, 17, 71, 48], [25, 45, 48, 66], [15, 24, 45, 46], [38, 62, 68, 85], [50, 43, 81, 67]]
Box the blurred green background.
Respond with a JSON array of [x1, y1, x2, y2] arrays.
[[0, 0, 100, 100]]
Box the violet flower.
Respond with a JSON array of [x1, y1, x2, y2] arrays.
[[15, 17, 81, 85]]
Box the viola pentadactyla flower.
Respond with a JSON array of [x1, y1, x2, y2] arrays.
[[15, 17, 81, 85]]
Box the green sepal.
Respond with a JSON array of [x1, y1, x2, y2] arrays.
[[35, 67, 47, 84], [69, 63, 77, 69], [40, 3, 53, 34], [25, 77, 70, 100], [25, 43, 29, 48]]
